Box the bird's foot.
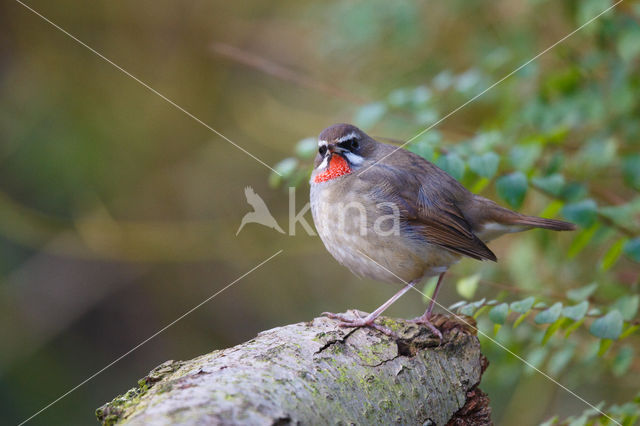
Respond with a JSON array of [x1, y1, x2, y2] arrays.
[[322, 311, 398, 338], [409, 314, 443, 341]]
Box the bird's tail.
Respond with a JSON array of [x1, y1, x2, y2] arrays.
[[509, 215, 576, 231]]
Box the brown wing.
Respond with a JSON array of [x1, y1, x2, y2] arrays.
[[360, 146, 497, 262], [406, 196, 497, 261]]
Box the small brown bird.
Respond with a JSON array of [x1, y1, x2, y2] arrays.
[[309, 123, 575, 338]]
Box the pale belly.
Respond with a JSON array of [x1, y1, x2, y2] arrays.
[[310, 183, 460, 284]]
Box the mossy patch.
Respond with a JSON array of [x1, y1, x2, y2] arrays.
[[96, 360, 183, 425]]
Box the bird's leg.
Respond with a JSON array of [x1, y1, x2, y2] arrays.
[[323, 281, 416, 337], [411, 272, 446, 340]]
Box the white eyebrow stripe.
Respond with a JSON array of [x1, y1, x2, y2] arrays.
[[318, 140, 328, 147], [336, 132, 358, 143], [344, 151, 364, 165]]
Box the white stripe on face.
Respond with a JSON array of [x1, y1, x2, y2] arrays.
[[318, 140, 328, 147], [336, 132, 358, 143], [344, 151, 364, 166]]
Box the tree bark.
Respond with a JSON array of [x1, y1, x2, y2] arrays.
[[96, 312, 491, 425]]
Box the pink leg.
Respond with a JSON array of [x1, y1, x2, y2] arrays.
[[411, 272, 446, 339], [323, 281, 417, 336], [426, 272, 446, 317]]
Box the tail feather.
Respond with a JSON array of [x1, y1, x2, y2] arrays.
[[510, 215, 576, 231]]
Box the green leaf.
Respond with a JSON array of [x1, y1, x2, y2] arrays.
[[564, 319, 585, 338], [509, 145, 541, 172], [599, 201, 640, 228], [456, 274, 480, 299], [567, 223, 600, 258], [562, 199, 598, 228], [436, 152, 466, 181], [412, 86, 432, 106], [542, 318, 568, 345], [416, 109, 439, 126], [489, 303, 509, 325], [496, 172, 528, 208], [590, 310, 624, 340], [409, 142, 435, 162], [408, 131, 441, 162], [620, 324, 639, 340], [535, 302, 563, 324], [470, 177, 490, 193], [613, 295, 639, 321], [539, 199, 564, 219], [562, 301, 589, 321], [598, 339, 614, 357], [354, 102, 387, 129], [624, 238, 640, 262], [273, 157, 298, 178], [559, 182, 588, 202], [577, 137, 618, 170], [531, 174, 565, 197], [622, 154, 640, 190], [510, 297, 535, 314], [470, 131, 501, 151], [472, 298, 486, 308], [612, 346, 633, 377], [493, 323, 501, 335], [295, 137, 317, 159], [473, 305, 490, 319], [455, 69, 482, 93], [433, 70, 454, 90], [468, 152, 499, 178], [459, 304, 475, 316], [567, 282, 598, 302], [513, 312, 530, 328], [449, 300, 467, 310], [600, 238, 629, 271], [387, 88, 411, 107]]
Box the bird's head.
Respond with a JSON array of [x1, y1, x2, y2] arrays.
[[311, 123, 376, 184]]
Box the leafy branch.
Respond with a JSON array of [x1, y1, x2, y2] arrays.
[[540, 392, 640, 426], [449, 287, 639, 357]]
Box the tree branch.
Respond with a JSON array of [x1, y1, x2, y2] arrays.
[[96, 312, 490, 425]]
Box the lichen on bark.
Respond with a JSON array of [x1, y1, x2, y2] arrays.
[[97, 312, 490, 425]]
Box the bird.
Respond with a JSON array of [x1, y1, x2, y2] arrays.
[[236, 186, 285, 235], [309, 123, 575, 338]]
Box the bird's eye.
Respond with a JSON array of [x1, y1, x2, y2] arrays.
[[318, 145, 328, 156], [350, 139, 359, 149]]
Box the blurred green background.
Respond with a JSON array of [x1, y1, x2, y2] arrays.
[[1, 0, 639, 424]]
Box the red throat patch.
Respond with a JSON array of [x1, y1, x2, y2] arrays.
[[314, 154, 351, 183]]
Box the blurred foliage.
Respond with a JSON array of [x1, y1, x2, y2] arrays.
[[540, 392, 640, 426], [1, 0, 639, 425], [274, 1, 640, 423]]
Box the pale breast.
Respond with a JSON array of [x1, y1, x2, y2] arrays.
[[310, 181, 460, 284]]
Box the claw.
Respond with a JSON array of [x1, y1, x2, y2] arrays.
[[322, 311, 398, 338], [410, 314, 443, 341]]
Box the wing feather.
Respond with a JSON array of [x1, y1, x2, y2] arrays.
[[359, 149, 497, 262]]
